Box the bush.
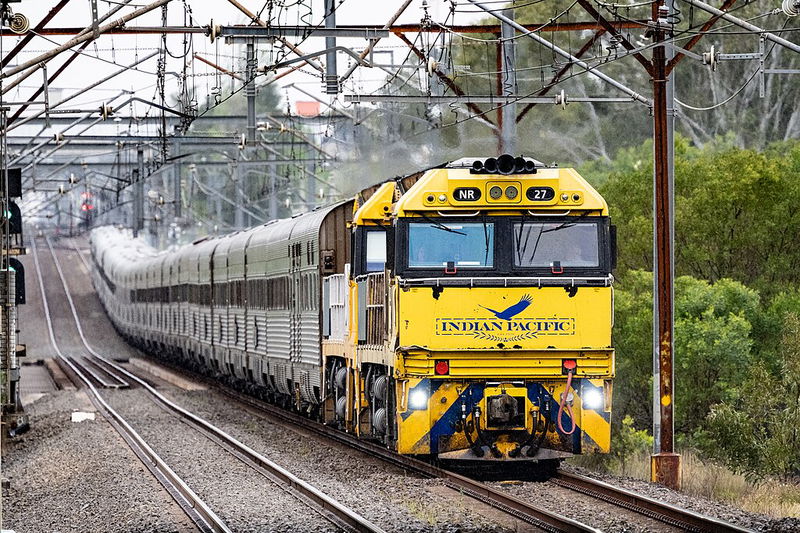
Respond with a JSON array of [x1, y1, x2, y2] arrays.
[[700, 313, 800, 478]]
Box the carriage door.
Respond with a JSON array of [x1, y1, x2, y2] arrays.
[[289, 242, 303, 389]]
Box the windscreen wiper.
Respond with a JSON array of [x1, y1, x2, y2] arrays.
[[541, 211, 592, 234], [421, 214, 467, 235]]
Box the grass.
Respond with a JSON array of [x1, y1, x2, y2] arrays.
[[570, 449, 800, 518]]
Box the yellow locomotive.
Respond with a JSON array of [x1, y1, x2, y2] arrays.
[[325, 154, 615, 465], [93, 154, 615, 469]]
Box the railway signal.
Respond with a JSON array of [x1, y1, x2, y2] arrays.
[[2, 167, 24, 250]]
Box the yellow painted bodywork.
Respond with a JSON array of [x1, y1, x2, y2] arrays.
[[394, 166, 608, 216], [353, 181, 396, 225], [331, 161, 614, 460], [395, 377, 612, 456], [398, 286, 612, 355]]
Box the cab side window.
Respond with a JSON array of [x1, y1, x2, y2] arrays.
[[365, 231, 386, 272]]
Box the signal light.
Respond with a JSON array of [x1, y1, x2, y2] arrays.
[[3, 201, 21, 235], [434, 360, 449, 375], [5, 258, 25, 305], [5, 168, 21, 198]]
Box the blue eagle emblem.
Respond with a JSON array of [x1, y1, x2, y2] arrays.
[[480, 294, 533, 320]]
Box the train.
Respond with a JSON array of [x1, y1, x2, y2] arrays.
[[89, 154, 616, 470]]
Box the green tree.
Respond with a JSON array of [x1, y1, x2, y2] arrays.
[[701, 313, 800, 477], [612, 272, 761, 434], [588, 138, 800, 298]]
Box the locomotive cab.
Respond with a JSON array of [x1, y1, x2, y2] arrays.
[[390, 156, 615, 463]]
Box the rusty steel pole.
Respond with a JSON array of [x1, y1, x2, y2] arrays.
[[650, 0, 681, 490]]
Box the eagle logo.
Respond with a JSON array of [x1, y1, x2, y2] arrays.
[[479, 294, 533, 320]]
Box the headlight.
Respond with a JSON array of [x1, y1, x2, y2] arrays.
[[409, 389, 429, 410], [582, 389, 604, 410]]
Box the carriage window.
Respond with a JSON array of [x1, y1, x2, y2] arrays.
[[513, 221, 600, 268], [365, 231, 386, 272], [408, 222, 494, 268]]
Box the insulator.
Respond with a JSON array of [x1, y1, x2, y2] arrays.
[[555, 90, 568, 110], [702, 45, 717, 71], [9, 13, 29, 34], [99, 103, 113, 120], [783, 0, 800, 16], [207, 19, 221, 43]]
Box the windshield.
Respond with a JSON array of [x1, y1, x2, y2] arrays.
[[514, 221, 599, 268], [408, 222, 494, 268]]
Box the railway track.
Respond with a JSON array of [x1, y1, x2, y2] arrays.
[[46, 236, 385, 533], [30, 237, 231, 533], [550, 471, 752, 533], [66, 236, 752, 533], [67, 238, 599, 533], [212, 384, 754, 533]]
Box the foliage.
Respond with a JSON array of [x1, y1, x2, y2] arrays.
[[588, 138, 800, 298], [699, 314, 800, 478], [612, 415, 654, 470], [613, 271, 760, 433]]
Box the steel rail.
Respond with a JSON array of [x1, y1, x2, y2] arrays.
[[66, 354, 129, 389], [29, 237, 231, 533], [160, 371, 598, 533], [551, 471, 753, 533], [54, 237, 385, 533]]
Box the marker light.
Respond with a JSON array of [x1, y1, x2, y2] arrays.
[[489, 186, 503, 199], [505, 186, 518, 200], [582, 389, 604, 410], [409, 389, 429, 410], [434, 360, 449, 375]]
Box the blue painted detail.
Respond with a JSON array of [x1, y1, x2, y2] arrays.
[[480, 294, 533, 320], [427, 382, 485, 454]]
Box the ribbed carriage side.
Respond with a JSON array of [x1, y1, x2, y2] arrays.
[[164, 248, 181, 357], [248, 220, 293, 395], [226, 230, 256, 380], [152, 254, 169, 352], [176, 244, 194, 357], [186, 240, 207, 366], [211, 235, 234, 374], [288, 209, 327, 403], [195, 238, 218, 368], [241, 221, 282, 390], [280, 201, 352, 404]]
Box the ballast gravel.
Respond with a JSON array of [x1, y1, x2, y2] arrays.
[[490, 463, 799, 533], [3, 390, 193, 533], [557, 464, 800, 532], [106, 388, 338, 533], [155, 386, 515, 533]]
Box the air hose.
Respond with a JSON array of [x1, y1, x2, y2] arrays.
[[557, 369, 576, 435]]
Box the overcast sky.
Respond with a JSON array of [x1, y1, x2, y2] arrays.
[[2, 0, 485, 138]]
